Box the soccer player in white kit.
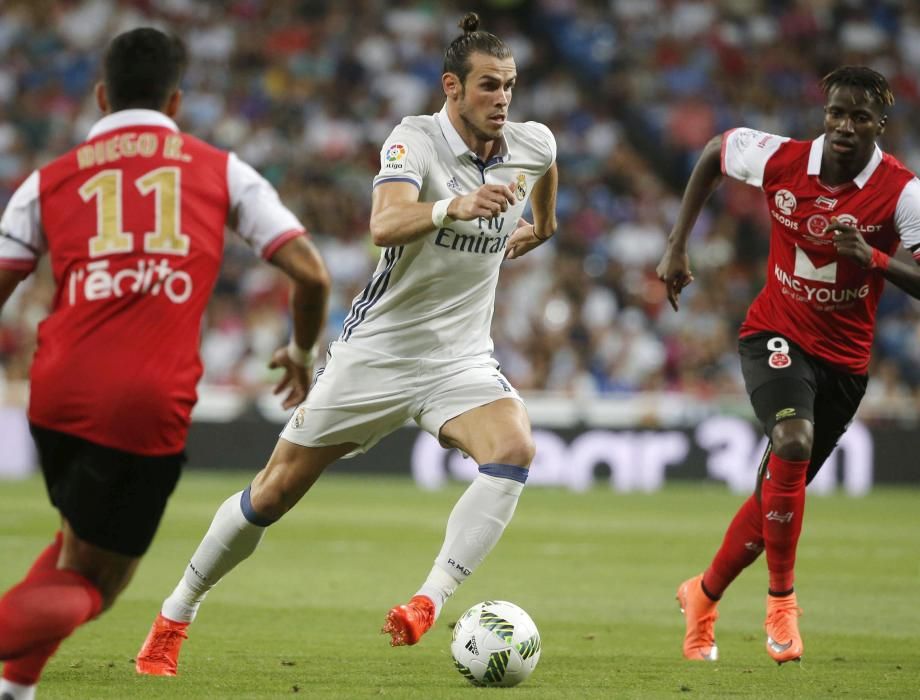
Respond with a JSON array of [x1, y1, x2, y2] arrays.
[[136, 11, 559, 674]]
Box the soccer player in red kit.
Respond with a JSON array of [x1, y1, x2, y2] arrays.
[[657, 66, 920, 665], [0, 28, 329, 699]]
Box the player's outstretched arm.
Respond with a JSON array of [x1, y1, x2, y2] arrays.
[[506, 162, 558, 260], [829, 217, 920, 299], [267, 236, 331, 409], [657, 134, 725, 311], [0, 268, 28, 311], [878, 256, 920, 298], [370, 180, 517, 247]]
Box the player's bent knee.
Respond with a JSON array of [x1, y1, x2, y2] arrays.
[[249, 441, 347, 521], [247, 479, 293, 521], [771, 426, 813, 463], [490, 434, 536, 467], [771, 419, 813, 458], [772, 435, 813, 461], [249, 466, 314, 520], [773, 443, 812, 463]]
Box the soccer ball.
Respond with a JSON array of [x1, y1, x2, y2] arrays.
[[450, 600, 541, 687]]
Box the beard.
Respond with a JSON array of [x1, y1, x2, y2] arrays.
[[458, 103, 502, 142]]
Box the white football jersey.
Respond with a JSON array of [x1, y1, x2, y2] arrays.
[[340, 105, 556, 359]]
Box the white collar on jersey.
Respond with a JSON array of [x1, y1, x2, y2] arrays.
[[436, 103, 510, 162], [87, 109, 180, 140], [807, 134, 883, 189]]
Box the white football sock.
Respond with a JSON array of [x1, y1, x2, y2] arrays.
[[424, 472, 525, 619], [415, 564, 461, 619], [0, 679, 36, 700], [161, 490, 267, 623]]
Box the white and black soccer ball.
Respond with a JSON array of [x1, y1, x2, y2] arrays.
[[450, 600, 541, 687]]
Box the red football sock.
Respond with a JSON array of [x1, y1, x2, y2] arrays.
[[702, 494, 764, 598], [0, 568, 102, 662], [760, 453, 809, 593], [1, 640, 60, 686], [1, 532, 66, 684], [24, 531, 63, 578]]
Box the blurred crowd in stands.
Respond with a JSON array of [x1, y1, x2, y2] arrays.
[[2, 0, 920, 420]]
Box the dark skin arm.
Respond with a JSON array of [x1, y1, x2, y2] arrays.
[[0, 268, 28, 311], [828, 217, 920, 298], [266, 235, 331, 409], [656, 134, 724, 310]]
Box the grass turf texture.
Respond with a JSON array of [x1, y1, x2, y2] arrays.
[[1, 472, 917, 699]]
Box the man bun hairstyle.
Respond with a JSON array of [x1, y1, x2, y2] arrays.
[[459, 12, 480, 33], [104, 27, 187, 111], [820, 65, 894, 108], [443, 11, 511, 84]]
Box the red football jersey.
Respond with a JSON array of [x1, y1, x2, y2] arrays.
[[721, 129, 920, 374], [0, 110, 304, 454]]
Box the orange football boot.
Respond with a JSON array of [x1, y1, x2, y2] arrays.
[[676, 574, 719, 661], [764, 593, 803, 664], [382, 595, 436, 646], [135, 613, 190, 676]]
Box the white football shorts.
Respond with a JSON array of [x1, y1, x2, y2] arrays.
[[279, 340, 523, 456]]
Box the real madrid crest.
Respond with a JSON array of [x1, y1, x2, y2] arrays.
[[292, 406, 305, 429], [515, 172, 527, 201]]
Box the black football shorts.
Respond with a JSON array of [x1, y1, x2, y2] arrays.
[[739, 332, 867, 483], [30, 424, 184, 557]]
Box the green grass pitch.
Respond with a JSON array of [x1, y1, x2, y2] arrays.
[[1, 472, 917, 699]]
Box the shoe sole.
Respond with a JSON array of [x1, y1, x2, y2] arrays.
[[771, 654, 803, 665], [135, 661, 177, 677], [382, 608, 414, 646], [767, 638, 803, 665]]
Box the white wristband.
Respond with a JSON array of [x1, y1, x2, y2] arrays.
[[431, 198, 453, 228], [287, 338, 319, 367]]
